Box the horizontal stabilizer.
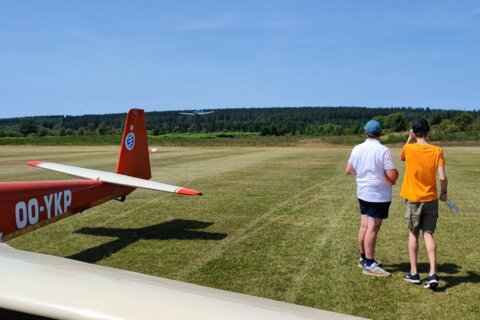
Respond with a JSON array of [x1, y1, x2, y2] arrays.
[[26, 161, 202, 196]]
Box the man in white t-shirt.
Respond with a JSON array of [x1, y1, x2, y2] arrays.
[[346, 120, 398, 277]]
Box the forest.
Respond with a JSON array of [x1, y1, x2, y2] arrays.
[[0, 107, 479, 141]]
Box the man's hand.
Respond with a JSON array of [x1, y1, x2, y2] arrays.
[[439, 192, 448, 202], [346, 163, 356, 175], [385, 169, 399, 185], [406, 129, 415, 144]]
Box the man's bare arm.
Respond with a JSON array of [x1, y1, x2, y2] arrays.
[[386, 168, 399, 185], [406, 129, 415, 144], [438, 166, 448, 201], [401, 130, 416, 162], [346, 163, 356, 175]]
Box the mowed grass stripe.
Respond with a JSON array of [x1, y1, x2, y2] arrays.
[[171, 150, 331, 278], [181, 150, 351, 294]]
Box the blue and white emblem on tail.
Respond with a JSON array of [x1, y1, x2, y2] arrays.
[[125, 132, 135, 151]]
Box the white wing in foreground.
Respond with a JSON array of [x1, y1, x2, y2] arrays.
[[0, 243, 365, 320], [27, 161, 201, 196]]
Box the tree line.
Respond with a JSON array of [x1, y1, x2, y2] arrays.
[[0, 107, 479, 140]]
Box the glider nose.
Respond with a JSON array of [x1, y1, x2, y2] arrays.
[[175, 187, 203, 196]]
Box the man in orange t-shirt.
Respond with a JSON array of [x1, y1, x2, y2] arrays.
[[400, 119, 448, 290]]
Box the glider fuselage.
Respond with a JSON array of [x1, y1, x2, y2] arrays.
[[0, 180, 134, 240]]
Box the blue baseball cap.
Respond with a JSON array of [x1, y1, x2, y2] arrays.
[[364, 120, 382, 135]]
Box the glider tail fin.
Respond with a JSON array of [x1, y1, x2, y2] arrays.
[[116, 109, 152, 180]]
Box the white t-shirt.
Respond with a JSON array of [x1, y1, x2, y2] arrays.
[[348, 138, 396, 202]]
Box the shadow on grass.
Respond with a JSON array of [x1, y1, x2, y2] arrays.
[[68, 219, 227, 264], [389, 262, 480, 291]]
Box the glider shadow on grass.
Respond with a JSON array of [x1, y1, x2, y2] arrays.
[[68, 219, 227, 264], [389, 262, 480, 290]]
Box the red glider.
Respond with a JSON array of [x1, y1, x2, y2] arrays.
[[0, 109, 201, 241]]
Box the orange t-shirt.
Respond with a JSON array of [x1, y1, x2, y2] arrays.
[[400, 143, 445, 202]]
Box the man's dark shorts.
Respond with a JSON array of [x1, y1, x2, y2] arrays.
[[358, 198, 391, 219]]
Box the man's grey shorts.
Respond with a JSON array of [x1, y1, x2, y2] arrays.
[[405, 200, 439, 234]]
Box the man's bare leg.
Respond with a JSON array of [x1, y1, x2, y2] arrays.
[[364, 217, 382, 261], [423, 231, 437, 275], [408, 230, 419, 274]]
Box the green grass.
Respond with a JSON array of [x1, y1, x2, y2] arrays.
[[4, 145, 480, 319]]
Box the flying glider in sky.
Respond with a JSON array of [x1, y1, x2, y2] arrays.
[[179, 109, 215, 116], [0, 109, 362, 319]]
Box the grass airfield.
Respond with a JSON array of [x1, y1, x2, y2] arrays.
[[3, 145, 480, 320]]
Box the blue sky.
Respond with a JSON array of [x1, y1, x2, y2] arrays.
[[1, 0, 479, 117]]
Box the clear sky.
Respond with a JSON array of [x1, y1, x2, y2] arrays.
[[1, 0, 479, 117]]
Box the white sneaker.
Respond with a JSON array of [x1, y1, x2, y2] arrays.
[[363, 262, 391, 277]]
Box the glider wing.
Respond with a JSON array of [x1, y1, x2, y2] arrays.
[[26, 161, 201, 196], [0, 243, 363, 320]]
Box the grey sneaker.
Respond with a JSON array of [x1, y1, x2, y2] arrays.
[[363, 262, 391, 277], [358, 258, 382, 269]]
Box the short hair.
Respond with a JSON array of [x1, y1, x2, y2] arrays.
[[366, 130, 382, 138], [412, 118, 430, 138]]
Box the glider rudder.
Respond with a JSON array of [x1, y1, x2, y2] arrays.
[[116, 109, 151, 180]]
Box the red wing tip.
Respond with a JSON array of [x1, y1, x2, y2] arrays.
[[26, 161, 42, 167], [176, 188, 203, 196]]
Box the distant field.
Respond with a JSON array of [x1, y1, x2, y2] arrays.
[[1, 132, 478, 147], [3, 145, 480, 320], [0, 132, 363, 147]]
